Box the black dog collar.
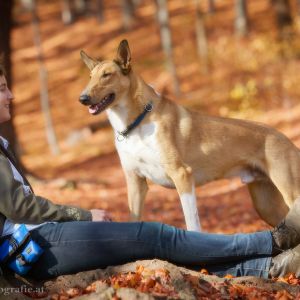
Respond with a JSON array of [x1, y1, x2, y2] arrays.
[[117, 101, 153, 141]]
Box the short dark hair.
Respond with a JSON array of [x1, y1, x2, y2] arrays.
[[0, 55, 6, 77]]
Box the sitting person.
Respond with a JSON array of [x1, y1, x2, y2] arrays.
[[0, 61, 299, 280]]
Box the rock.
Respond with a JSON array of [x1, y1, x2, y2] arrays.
[[1, 259, 300, 299]]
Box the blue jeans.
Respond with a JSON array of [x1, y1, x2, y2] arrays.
[[28, 221, 272, 279]]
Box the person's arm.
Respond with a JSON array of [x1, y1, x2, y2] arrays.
[[0, 155, 92, 223]]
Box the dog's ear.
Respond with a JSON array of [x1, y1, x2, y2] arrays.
[[114, 39, 131, 75], [80, 50, 98, 71]]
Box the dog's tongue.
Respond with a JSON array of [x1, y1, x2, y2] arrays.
[[88, 104, 99, 115]]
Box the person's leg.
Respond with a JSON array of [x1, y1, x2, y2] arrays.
[[142, 221, 272, 278], [148, 222, 272, 279], [28, 221, 272, 279], [145, 222, 272, 264], [205, 256, 271, 278]]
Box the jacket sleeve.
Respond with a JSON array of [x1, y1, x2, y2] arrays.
[[0, 155, 92, 223]]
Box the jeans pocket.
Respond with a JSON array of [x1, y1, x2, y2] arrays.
[[30, 223, 61, 247]]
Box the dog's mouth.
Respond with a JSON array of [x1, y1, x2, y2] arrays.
[[88, 93, 115, 115]]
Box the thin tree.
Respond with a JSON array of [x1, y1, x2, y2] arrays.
[[132, 0, 142, 6], [234, 0, 248, 37], [272, 0, 293, 38], [29, 0, 60, 155], [95, 0, 104, 22], [62, 0, 103, 25], [61, 0, 74, 25], [208, 0, 215, 14], [155, 0, 180, 96], [121, 0, 136, 31], [0, 0, 19, 153], [195, 0, 209, 73], [74, 0, 88, 14]]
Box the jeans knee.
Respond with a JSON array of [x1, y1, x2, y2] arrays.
[[138, 222, 164, 242]]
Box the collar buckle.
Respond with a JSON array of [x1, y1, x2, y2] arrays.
[[145, 102, 153, 112], [117, 132, 127, 142]]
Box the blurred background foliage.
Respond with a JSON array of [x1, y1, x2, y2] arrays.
[[1, 0, 300, 171], [2, 0, 300, 233]]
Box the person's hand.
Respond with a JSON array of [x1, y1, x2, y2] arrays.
[[90, 209, 112, 222]]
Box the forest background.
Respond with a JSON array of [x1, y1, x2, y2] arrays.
[[1, 0, 300, 298]]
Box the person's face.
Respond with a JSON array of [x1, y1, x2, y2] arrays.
[[0, 76, 14, 123]]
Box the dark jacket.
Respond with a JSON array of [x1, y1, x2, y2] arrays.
[[0, 139, 92, 235]]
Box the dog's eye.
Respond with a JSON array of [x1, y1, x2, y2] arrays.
[[102, 73, 111, 78]]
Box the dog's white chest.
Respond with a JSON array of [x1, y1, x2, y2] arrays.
[[115, 123, 174, 188]]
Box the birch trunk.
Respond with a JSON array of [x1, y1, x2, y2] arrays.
[[155, 0, 180, 96]]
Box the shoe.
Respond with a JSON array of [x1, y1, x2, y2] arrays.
[[269, 244, 300, 278], [271, 198, 300, 253]]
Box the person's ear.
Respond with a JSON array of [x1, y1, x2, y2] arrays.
[[80, 50, 98, 71], [114, 39, 131, 75]]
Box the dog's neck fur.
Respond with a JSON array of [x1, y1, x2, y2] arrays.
[[107, 70, 159, 133]]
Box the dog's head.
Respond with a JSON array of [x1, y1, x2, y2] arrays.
[[79, 40, 132, 115]]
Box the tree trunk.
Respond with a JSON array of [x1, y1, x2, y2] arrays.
[[0, 0, 19, 154], [121, 0, 135, 31], [95, 0, 104, 22], [132, 0, 142, 7], [234, 0, 248, 37], [74, 0, 88, 14], [155, 0, 180, 96], [297, 0, 300, 15], [61, 0, 75, 25], [272, 0, 293, 37], [31, 0, 60, 155], [208, 0, 215, 14], [195, 0, 209, 72]]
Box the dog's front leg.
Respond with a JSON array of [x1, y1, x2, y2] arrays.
[[168, 165, 201, 232], [125, 170, 148, 221]]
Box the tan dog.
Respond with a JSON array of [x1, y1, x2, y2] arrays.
[[79, 39, 299, 231]]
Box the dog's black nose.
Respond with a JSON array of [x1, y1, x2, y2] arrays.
[[79, 94, 91, 105]]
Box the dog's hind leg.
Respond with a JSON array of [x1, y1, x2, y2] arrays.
[[265, 142, 300, 208], [125, 170, 148, 221], [247, 180, 289, 227]]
